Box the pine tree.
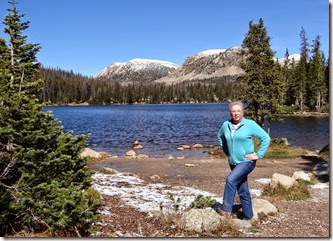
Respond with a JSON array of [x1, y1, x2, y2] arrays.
[[307, 36, 327, 112], [0, 1, 99, 236], [238, 18, 285, 127], [294, 27, 309, 111]]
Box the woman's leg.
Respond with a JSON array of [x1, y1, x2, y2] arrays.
[[237, 176, 254, 220], [222, 161, 256, 214]]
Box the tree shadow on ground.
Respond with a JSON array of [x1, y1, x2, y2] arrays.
[[300, 155, 329, 182]]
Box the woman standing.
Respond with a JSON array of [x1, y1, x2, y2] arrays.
[[216, 101, 270, 220]]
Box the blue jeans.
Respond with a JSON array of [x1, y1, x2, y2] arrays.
[[222, 161, 256, 220]]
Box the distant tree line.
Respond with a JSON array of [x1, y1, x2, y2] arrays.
[[34, 68, 242, 105], [34, 24, 329, 114]]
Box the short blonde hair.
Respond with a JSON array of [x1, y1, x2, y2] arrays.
[[229, 101, 244, 111]]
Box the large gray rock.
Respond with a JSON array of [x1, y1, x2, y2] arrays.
[[180, 209, 225, 233], [292, 171, 311, 181], [80, 148, 102, 159], [270, 173, 298, 189], [252, 198, 278, 221]]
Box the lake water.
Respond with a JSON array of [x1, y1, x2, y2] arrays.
[[43, 103, 329, 158]]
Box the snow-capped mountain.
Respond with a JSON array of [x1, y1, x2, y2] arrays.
[[95, 47, 300, 85], [275, 54, 301, 66], [155, 46, 245, 84], [95, 58, 179, 83]]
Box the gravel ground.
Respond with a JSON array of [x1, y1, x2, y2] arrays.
[[88, 154, 330, 238]]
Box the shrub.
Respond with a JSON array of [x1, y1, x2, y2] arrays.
[[189, 194, 217, 209]]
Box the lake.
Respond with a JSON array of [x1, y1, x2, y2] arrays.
[[43, 103, 329, 158]]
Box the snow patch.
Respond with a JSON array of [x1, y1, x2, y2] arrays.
[[255, 178, 271, 185], [311, 183, 329, 189], [92, 173, 220, 215], [195, 49, 227, 58], [250, 189, 262, 196]]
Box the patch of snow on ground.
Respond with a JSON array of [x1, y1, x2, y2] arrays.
[[255, 178, 271, 185], [311, 183, 329, 189], [93, 173, 221, 215], [250, 189, 262, 196]]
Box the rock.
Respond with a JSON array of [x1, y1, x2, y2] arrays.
[[168, 156, 174, 160], [99, 151, 111, 157], [126, 150, 136, 158], [185, 164, 198, 167], [192, 144, 204, 148], [182, 145, 191, 149], [292, 171, 311, 181], [180, 209, 225, 233], [252, 198, 278, 221], [271, 138, 289, 146], [137, 154, 150, 159], [177, 147, 185, 151], [80, 147, 102, 159], [270, 173, 298, 189], [132, 140, 140, 146], [100, 167, 118, 175], [150, 175, 161, 181], [133, 144, 143, 150], [177, 156, 185, 160], [229, 219, 252, 229]]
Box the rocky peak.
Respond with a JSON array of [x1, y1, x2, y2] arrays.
[[95, 58, 179, 83], [155, 46, 246, 84]]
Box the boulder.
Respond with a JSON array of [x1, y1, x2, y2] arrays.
[[182, 145, 191, 149], [177, 147, 185, 151], [192, 144, 204, 148], [80, 148, 102, 159], [132, 140, 140, 146], [180, 209, 225, 233], [137, 154, 150, 159], [133, 144, 143, 150], [100, 167, 118, 175], [292, 171, 311, 181], [252, 198, 278, 221], [229, 219, 252, 229], [185, 163, 198, 167], [126, 150, 136, 158], [270, 173, 298, 189]]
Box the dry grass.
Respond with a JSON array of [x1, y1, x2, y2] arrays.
[[262, 181, 311, 201]]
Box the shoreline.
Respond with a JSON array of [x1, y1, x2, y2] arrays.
[[45, 102, 329, 117]]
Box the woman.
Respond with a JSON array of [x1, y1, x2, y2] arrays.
[[216, 101, 270, 220]]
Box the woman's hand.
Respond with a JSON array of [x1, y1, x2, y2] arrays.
[[245, 152, 259, 160]]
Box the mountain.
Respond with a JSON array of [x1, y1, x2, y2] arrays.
[[95, 58, 179, 83], [275, 54, 301, 66], [95, 47, 300, 85], [154, 46, 245, 84]]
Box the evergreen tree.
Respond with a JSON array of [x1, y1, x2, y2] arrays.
[[238, 18, 285, 127], [294, 27, 309, 111], [307, 36, 327, 112], [0, 1, 99, 236]]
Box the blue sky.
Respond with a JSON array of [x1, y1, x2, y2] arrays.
[[0, 0, 329, 77]]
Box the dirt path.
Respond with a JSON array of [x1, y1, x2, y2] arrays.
[[89, 155, 329, 237]]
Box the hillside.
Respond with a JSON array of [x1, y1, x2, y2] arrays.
[[95, 58, 179, 84]]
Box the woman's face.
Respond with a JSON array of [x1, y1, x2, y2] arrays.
[[230, 104, 243, 124]]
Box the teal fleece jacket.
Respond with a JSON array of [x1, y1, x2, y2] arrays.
[[217, 117, 271, 165]]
